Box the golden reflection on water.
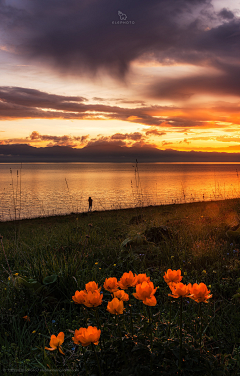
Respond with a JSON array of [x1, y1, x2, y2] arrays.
[[0, 162, 240, 221]]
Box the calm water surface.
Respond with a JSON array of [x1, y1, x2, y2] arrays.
[[0, 162, 240, 221]]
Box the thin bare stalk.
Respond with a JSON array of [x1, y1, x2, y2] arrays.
[[10, 168, 16, 221], [65, 178, 74, 213], [19, 163, 22, 220]]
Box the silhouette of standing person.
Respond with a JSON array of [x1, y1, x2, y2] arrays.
[[88, 197, 93, 212]]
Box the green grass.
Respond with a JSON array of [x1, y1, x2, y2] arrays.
[[1, 199, 240, 375]]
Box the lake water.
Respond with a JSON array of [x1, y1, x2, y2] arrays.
[[0, 162, 240, 221]]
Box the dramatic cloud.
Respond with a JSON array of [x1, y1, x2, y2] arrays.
[[1, 0, 239, 83], [0, 86, 167, 126], [218, 8, 235, 20], [149, 63, 240, 100], [1, 1, 240, 161], [0, 86, 87, 106], [2, 87, 240, 133]]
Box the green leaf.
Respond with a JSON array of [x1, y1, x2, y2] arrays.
[[15, 277, 43, 291], [43, 275, 58, 285]]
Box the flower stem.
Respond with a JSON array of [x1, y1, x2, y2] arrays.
[[129, 303, 134, 337], [200, 302, 202, 348], [168, 298, 172, 337], [82, 346, 89, 376], [92, 343, 102, 376], [94, 308, 101, 328], [94, 308, 105, 350], [82, 306, 88, 326], [143, 305, 148, 336], [115, 314, 121, 337], [115, 314, 128, 367], [179, 296, 183, 371], [147, 305, 153, 351]]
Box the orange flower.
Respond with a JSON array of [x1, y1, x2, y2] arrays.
[[189, 283, 212, 303], [72, 290, 87, 304], [168, 282, 191, 298], [107, 297, 124, 315], [118, 271, 137, 289], [103, 277, 119, 293], [85, 281, 101, 292], [83, 290, 103, 307], [135, 273, 150, 284], [72, 326, 101, 347], [133, 281, 157, 305], [163, 269, 183, 285], [23, 315, 30, 322], [143, 295, 157, 306], [113, 290, 129, 301], [45, 332, 65, 355]]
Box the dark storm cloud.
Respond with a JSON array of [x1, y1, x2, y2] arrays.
[[147, 15, 240, 99], [0, 86, 87, 109], [1, 1, 239, 100], [0, 86, 169, 126], [2, 0, 236, 79], [218, 8, 235, 20], [149, 65, 240, 100]]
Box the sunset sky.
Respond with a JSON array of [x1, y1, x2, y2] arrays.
[[1, 0, 240, 161]]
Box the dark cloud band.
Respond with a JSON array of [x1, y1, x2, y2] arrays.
[[1, 0, 237, 82]]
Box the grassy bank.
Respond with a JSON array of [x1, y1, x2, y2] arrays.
[[1, 199, 240, 375]]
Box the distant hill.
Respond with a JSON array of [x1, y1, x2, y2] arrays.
[[0, 144, 240, 163]]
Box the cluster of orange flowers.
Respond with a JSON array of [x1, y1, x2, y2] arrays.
[[45, 271, 157, 354], [163, 269, 212, 303], [45, 269, 212, 355], [72, 281, 103, 308], [72, 271, 158, 315]]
